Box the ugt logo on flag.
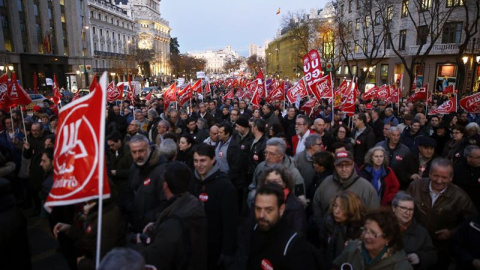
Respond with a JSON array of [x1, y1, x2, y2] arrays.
[[45, 74, 110, 211]]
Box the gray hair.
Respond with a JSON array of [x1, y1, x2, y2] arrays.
[[160, 139, 177, 161], [466, 122, 480, 135], [430, 158, 453, 178], [389, 126, 401, 134], [99, 248, 145, 270], [364, 146, 389, 167], [148, 108, 159, 118], [296, 114, 310, 125], [130, 120, 140, 127], [266, 137, 286, 156], [392, 191, 414, 207], [130, 134, 149, 145], [158, 119, 170, 129], [304, 134, 322, 149], [464, 145, 480, 158], [197, 118, 208, 129], [134, 109, 142, 114]]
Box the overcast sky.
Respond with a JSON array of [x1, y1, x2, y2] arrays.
[[162, 0, 330, 56]]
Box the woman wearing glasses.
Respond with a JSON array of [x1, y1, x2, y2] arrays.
[[392, 191, 437, 269], [333, 208, 412, 270]]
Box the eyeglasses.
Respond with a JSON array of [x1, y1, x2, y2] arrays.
[[395, 205, 414, 214], [361, 227, 384, 238]]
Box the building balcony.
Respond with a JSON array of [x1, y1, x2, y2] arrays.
[[408, 43, 480, 56], [93, 50, 127, 58], [89, 0, 129, 16]]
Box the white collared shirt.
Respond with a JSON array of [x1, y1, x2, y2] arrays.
[[296, 129, 311, 154], [429, 182, 447, 207]]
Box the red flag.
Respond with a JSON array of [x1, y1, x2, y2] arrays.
[[267, 81, 285, 102], [408, 86, 427, 102], [45, 73, 110, 211], [90, 76, 97, 92], [204, 81, 211, 94], [223, 88, 234, 100], [33, 72, 39, 94], [72, 91, 80, 101], [106, 81, 121, 103], [376, 84, 390, 100], [460, 92, 480, 113], [363, 86, 378, 100], [286, 79, 308, 104], [4, 73, 33, 108], [429, 95, 457, 115], [388, 85, 400, 103], [303, 49, 323, 96], [341, 81, 356, 116], [250, 86, 261, 108], [178, 84, 192, 106], [334, 80, 351, 109], [443, 84, 454, 94], [255, 70, 266, 98], [0, 74, 8, 108], [127, 74, 135, 104], [300, 98, 318, 116], [312, 73, 333, 100], [163, 83, 177, 111], [53, 74, 61, 104], [191, 79, 202, 94]]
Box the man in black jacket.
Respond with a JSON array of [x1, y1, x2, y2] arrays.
[[191, 143, 238, 270], [135, 162, 207, 270], [127, 134, 167, 233], [352, 113, 375, 166], [248, 183, 317, 270]]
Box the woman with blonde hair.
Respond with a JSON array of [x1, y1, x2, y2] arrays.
[[319, 191, 367, 270]]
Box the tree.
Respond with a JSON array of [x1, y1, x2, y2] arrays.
[[246, 54, 266, 74], [170, 54, 206, 81], [170, 37, 180, 55], [223, 58, 242, 73], [380, 0, 456, 93], [136, 48, 155, 77]]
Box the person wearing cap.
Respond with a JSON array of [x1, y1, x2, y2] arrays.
[[398, 136, 437, 190], [398, 113, 414, 133], [312, 150, 379, 227]]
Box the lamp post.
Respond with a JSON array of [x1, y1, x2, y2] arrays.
[[82, 25, 90, 88]]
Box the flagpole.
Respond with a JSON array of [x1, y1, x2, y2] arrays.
[[96, 72, 108, 268], [18, 106, 28, 144], [330, 74, 334, 128]]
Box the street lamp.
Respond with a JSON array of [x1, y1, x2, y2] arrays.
[[463, 56, 469, 64], [8, 65, 13, 71]]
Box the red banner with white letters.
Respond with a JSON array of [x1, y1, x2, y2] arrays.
[[45, 73, 110, 211]]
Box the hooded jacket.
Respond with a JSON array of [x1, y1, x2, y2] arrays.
[[127, 145, 167, 232], [190, 161, 239, 266], [136, 193, 208, 270], [312, 170, 379, 227]]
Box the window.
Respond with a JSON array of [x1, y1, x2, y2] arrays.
[[100, 29, 103, 36], [363, 38, 368, 51], [446, 0, 464, 7], [374, 35, 381, 46], [98, 13, 101, 20], [384, 35, 391, 50], [417, 25, 428, 45], [420, 0, 431, 11], [92, 26, 96, 34], [352, 65, 357, 76], [354, 41, 360, 53], [348, 0, 353, 13], [375, 11, 381, 25], [399, 30, 407, 50], [348, 21, 352, 33], [356, 19, 360, 31], [442, 22, 462, 43], [401, 0, 409, 17], [340, 4, 344, 15], [387, 6, 393, 21]]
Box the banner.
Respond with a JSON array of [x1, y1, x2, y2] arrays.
[[286, 78, 308, 104], [45, 72, 110, 210], [460, 92, 480, 113], [4, 73, 32, 108], [0, 74, 8, 108], [429, 95, 457, 115], [407, 86, 427, 102], [267, 81, 285, 102], [178, 83, 192, 106], [191, 79, 202, 94], [303, 49, 323, 97], [313, 73, 333, 100], [53, 74, 61, 104], [106, 81, 121, 103]]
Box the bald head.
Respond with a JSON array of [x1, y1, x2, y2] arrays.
[[314, 118, 326, 135]]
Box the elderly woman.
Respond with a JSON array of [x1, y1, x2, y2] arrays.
[[392, 192, 437, 269], [333, 208, 412, 270], [465, 122, 480, 147], [256, 164, 307, 233], [443, 125, 467, 164], [319, 191, 366, 270], [360, 146, 400, 206]]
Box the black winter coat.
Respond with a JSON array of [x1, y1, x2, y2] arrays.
[[127, 145, 167, 232], [352, 126, 376, 166]]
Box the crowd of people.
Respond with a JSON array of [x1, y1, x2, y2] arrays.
[[1, 87, 480, 270]]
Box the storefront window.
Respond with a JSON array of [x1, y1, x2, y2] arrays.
[[436, 64, 457, 92]]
